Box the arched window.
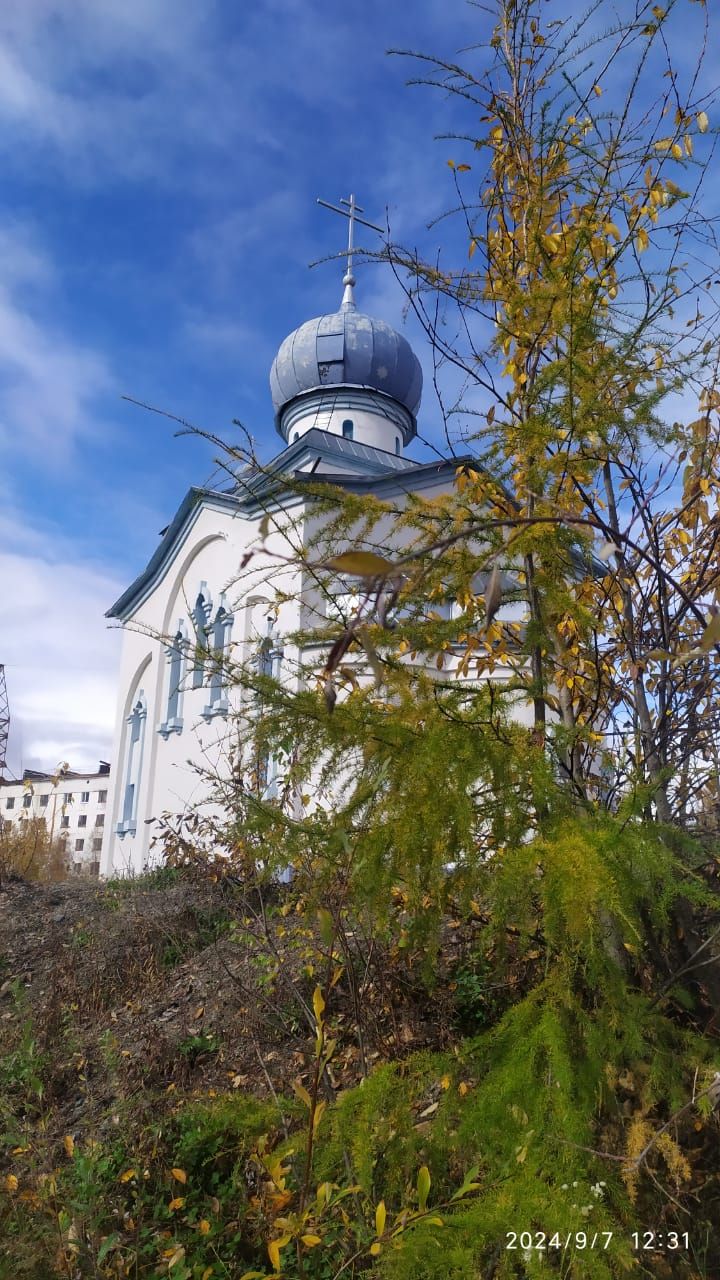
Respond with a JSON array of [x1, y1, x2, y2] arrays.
[[203, 599, 234, 718], [159, 621, 187, 737], [118, 694, 147, 835], [256, 617, 284, 796], [341, 418, 354, 440], [191, 587, 211, 689], [395, 436, 401, 455]]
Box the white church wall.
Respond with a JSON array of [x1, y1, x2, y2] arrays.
[[103, 500, 310, 876]]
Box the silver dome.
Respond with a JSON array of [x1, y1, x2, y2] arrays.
[[269, 304, 423, 428]]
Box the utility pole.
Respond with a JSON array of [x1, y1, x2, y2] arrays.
[[0, 665, 9, 778]]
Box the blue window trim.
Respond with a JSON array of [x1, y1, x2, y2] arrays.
[[157, 715, 184, 739], [203, 600, 233, 718], [117, 692, 147, 837], [201, 697, 229, 721], [191, 584, 212, 689]]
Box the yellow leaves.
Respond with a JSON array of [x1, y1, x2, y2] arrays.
[[312, 1100, 327, 1136], [542, 232, 562, 253], [375, 1199, 387, 1237], [490, 126, 503, 146], [671, 142, 683, 160], [312, 985, 325, 1024], [456, 163, 471, 173], [198, 1219, 211, 1235], [458, 1081, 470, 1096], [164, 1246, 186, 1270], [168, 1196, 185, 1212], [417, 1165, 431, 1212], [604, 221, 621, 241], [4, 1174, 18, 1194], [635, 227, 649, 253], [684, 134, 694, 157], [323, 551, 395, 578], [370, 1241, 383, 1256], [119, 1168, 136, 1183], [171, 1168, 187, 1184], [301, 1233, 322, 1247], [63, 1135, 75, 1158], [468, 237, 478, 259], [292, 1078, 312, 1109], [701, 611, 720, 651], [593, 84, 602, 97], [698, 110, 709, 133], [268, 1235, 291, 1271]]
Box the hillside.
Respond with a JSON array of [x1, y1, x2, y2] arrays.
[[2, 867, 718, 1280]]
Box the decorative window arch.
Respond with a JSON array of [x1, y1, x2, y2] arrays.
[[117, 693, 147, 836], [255, 615, 284, 797], [190, 584, 212, 689], [203, 597, 234, 719], [159, 619, 187, 738]]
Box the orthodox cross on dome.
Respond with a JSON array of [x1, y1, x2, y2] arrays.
[[316, 192, 384, 310]]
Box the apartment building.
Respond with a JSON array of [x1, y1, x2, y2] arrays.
[[0, 762, 111, 875]]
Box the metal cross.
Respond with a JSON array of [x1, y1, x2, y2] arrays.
[[316, 193, 384, 298]]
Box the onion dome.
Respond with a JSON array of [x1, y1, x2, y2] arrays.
[[269, 281, 423, 451]]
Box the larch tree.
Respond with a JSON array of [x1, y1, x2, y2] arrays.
[[157, 1, 720, 1275]]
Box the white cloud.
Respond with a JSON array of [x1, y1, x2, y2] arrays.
[[0, 220, 114, 461], [0, 513, 123, 776]]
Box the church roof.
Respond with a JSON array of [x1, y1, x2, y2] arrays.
[[106, 432, 456, 621], [269, 304, 423, 430]]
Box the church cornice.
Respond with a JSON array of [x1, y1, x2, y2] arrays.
[[106, 488, 242, 621]]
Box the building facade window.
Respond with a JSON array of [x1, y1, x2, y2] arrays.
[[98, 790, 107, 804], [257, 618, 284, 798], [342, 418, 354, 440], [64, 793, 72, 804], [81, 792, 90, 803], [75, 839, 84, 852], [159, 622, 187, 737], [60, 816, 70, 829], [23, 795, 32, 808], [5, 798, 14, 810], [203, 601, 233, 719], [78, 815, 87, 828], [191, 589, 211, 689], [93, 838, 102, 852], [40, 794, 49, 807], [95, 814, 104, 828], [117, 693, 147, 837]]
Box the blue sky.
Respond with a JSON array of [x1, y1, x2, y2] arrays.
[[0, 0, 487, 773], [1, 0, 715, 775]]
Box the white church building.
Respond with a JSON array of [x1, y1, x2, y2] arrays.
[[100, 216, 526, 878]]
